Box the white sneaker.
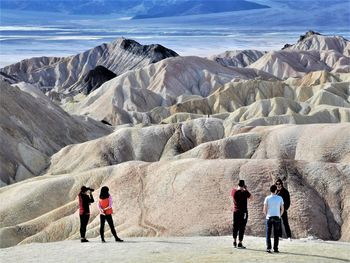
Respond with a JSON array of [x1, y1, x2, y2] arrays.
[[287, 238, 291, 242]]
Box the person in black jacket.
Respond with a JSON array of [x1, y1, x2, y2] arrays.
[[275, 179, 291, 239], [78, 186, 94, 242]]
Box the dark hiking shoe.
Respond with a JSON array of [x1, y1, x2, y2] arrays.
[[266, 249, 272, 253], [81, 238, 89, 243], [101, 240, 106, 243], [274, 249, 279, 253], [237, 243, 246, 249], [233, 241, 237, 248], [115, 237, 124, 242]]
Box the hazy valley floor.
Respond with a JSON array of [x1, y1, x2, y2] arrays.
[[1, 236, 349, 263]]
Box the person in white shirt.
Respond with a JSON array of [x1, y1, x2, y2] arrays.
[[263, 184, 284, 253]]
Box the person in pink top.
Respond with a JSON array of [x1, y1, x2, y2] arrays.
[[231, 180, 252, 249], [98, 186, 123, 243]]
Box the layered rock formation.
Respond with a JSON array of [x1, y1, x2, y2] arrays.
[[69, 56, 276, 125], [52, 33, 348, 126], [0, 81, 112, 186], [208, 50, 266, 68], [249, 33, 350, 79], [67, 68, 349, 126], [47, 121, 350, 175], [0, 32, 349, 248], [0, 38, 178, 96], [287, 31, 350, 55], [1, 157, 349, 248]]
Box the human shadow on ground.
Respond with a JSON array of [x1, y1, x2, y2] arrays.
[[244, 248, 350, 262], [114, 240, 192, 245]]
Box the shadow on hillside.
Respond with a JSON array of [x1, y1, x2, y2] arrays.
[[246, 248, 350, 262]]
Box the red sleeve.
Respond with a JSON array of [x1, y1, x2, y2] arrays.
[[231, 188, 236, 198]]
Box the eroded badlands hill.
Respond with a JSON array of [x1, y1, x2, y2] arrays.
[[0, 38, 178, 97], [0, 81, 112, 186]]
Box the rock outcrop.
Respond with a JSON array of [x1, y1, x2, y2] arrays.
[[0, 72, 21, 84], [69, 56, 276, 125], [0, 158, 349, 248], [248, 50, 350, 79], [208, 50, 266, 68], [0, 38, 178, 95], [0, 81, 112, 186], [287, 31, 350, 56], [45, 122, 350, 175], [67, 65, 116, 96], [249, 33, 350, 79], [66, 68, 350, 126]]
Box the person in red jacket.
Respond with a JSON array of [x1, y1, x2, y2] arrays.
[[231, 180, 252, 249], [98, 186, 123, 243], [78, 186, 94, 242]]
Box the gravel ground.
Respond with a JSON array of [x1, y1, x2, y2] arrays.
[[1, 236, 350, 263]]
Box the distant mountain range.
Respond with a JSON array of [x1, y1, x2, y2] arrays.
[[2, 0, 348, 29], [132, 0, 269, 19], [1, 0, 269, 17], [1, 0, 137, 15]]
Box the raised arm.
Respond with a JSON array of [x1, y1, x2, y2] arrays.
[[247, 190, 252, 200], [88, 191, 94, 203]]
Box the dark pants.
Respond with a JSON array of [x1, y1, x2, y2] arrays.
[[280, 211, 292, 238], [79, 214, 90, 238], [100, 214, 118, 240], [266, 216, 281, 250], [232, 211, 248, 241]]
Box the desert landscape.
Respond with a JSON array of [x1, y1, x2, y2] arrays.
[[1, 30, 349, 248], [0, 0, 349, 262]]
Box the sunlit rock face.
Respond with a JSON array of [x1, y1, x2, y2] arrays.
[[1, 158, 349, 248], [208, 50, 266, 68], [0, 38, 178, 95], [0, 80, 112, 186], [249, 33, 350, 79]]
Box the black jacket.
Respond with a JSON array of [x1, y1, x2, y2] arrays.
[[79, 192, 94, 215], [277, 187, 290, 210]]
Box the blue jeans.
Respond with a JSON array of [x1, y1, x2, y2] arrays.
[[266, 216, 281, 250]]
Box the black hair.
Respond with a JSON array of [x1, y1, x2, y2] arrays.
[[238, 180, 245, 187], [275, 179, 283, 185], [99, 186, 110, 199], [270, 185, 277, 193], [81, 186, 88, 193]]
